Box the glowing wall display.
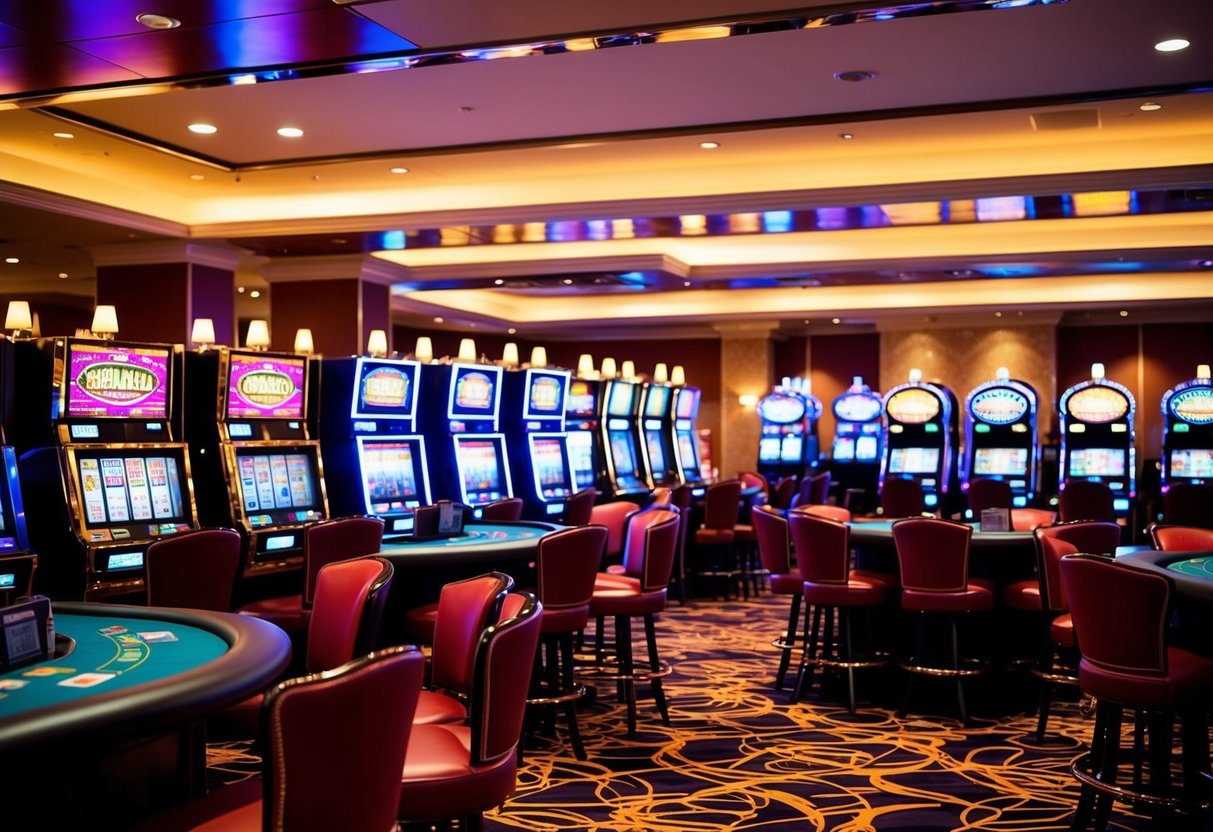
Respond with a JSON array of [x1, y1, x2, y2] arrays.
[[885, 388, 940, 424], [1169, 388, 1213, 425], [970, 388, 1029, 424], [66, 343, 170, 420], [1066, 387, 1129, 423]]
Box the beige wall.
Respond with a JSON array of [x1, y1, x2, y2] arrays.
[[718, 332, 774, 480]]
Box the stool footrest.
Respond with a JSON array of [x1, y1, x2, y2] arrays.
[[814, 653, 891, 671], [526, 684, 587, 707], [1071, 754, 1213, 811], [899, 658, 988, 678], [577, 662, 672, 684]]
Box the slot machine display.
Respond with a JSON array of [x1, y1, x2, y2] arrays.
[[829, 376, 884, 499], [17, 337, 196, 600], [1159, 363, 1213, 491], [601, 377, 650, 499], [962, 367, 1039, 508], [756, 378, 820, 481], [418, 361, 513, 512], [880, 369, 959, 512], [502, 366, 575, 518], [564, 374, 604, 495], [1058, 363, 1135, 517], [185, 348, 327, 577], [672, 384, 706, 496], [640, 382, 679, 488], [318, 356, 431, 539]]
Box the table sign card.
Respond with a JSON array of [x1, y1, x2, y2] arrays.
[[0, 596, 51, 671], [980, 507, 1011, 532]]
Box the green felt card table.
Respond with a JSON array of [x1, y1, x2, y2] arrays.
[[845, 519, 1038, 587]]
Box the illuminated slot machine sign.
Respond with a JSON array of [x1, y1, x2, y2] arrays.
[[226, 352, 306, 421], [603, 380, 645, 493], [881, 381, 953, 509], [757, 391, 808, 476], [641, 384, 674, 486], [1160, 375, 1213, 488], [1059, 375, 1135, 513], [447, 364, 511, 508], [564, 379, 600, 491], [454, 436, 512, 506], [831, 383, 883, 463], [673, 386, 703, 488], [963, 376, 1038, 506], [520, 369, 573, 513]]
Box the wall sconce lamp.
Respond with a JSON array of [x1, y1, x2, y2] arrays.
[[294, 328, 315, 355], [4, 301, 32, 339], [245, 319, 270, 351], [191, 317, 216, 350], [738, 393, 759, 408], [91, 305, 119, 340]]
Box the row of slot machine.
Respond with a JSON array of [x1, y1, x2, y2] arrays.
[[0, 334, 706, 602], [757, 364, 1213, 518]]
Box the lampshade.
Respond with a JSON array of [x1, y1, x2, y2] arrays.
[[294, 327, 314, 355], [92, 304, 119, 338], [5, 301, 31, 333], [501, 342, 519, 367], [653, 363, 668, 383], [996, 366, 1010, 381], [367, 329, 388, 358], [739, 393, 759, 408], [621, 360, 635, 379], [908, 368, 923, 384], [1198, 364, 1211, 380], [530, 346, 547, 368], [245, 319, 270, 349], [601, 357, 617, 378], [1091, 362, 1105, 380], [458, 337, 477, 362], [670, 365, 685, 385], [30, 312, 41, 338], [577, 353, 595, 377], [191, 317, 216, 347], [415, 336, 433, 363]]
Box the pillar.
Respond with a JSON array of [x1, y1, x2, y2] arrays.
[[714, 322, 778, 481]]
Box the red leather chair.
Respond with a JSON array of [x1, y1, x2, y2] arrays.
[[738, 471, 770, 502], [1003, 519, 1121, 614], [892, 517, 992, 724], [768, 476, 798, 510], [879, 477, 925, 518], [1058, 480, 1116, 523], [809, 470, 833, 505], [589, 508, 680, 735], [1151, 523, 1213, 551], [481, 497, 524, 521], [967, 478, 1012, 515], [790, 510, 892, 712], [1011, 507, 1057, 532], [693, 479, 744, 599], [1161, 482, 1213, 529], [562, 487, 598, 526], [667, 483, 693, 603], [398, 592, 543, 830], [794, 503, 852, 523], [751, 506, 802, 690], [1060, 553, 1213, 829], [589, 500, 641, 566], [138, 645, 424, 832], [144, 527, 241, 612]]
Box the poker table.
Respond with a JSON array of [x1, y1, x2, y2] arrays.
[[0, 602, 291, 827], [846, 519, 1037, 585], [1119, 548, 1213, 605]]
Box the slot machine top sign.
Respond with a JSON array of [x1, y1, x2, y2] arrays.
[[1167, 387, 1213, 425], [226, 353, 306, 420], [970, 388, 1030, 424], [886, 388, 940, 424], [67, 343, 170, 420], [1066, 386, 1130, 423]]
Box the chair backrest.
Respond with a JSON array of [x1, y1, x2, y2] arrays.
[[892, 517, 973, 592], [879, 477, 925, 518], [589, 501, 640, 559], [1036, 520, 1122, 557], [1161, 483, 1213, 529], [262, 645, 424, 832], [1150, 523, 1213, 552], [769, 476, 798, 510], [702, 479, 743, 531], [481, 497, 524, 522], [751, 505, 792, 575], [562, 488, 598, 526], [431, 572, 513, 694], [306, 556, 395, 673], [468, 592, 544, 766], [793, 503, 852, 523], [145, 527, 241, 612], [1011, 508, 1057, 532], [536, 526, 608, 626], [738, 471, 769, 496], [669, 483, 692, 511], [789, 510, 851, 585], [1035, 534, 1078, 612], [808, 470, 832, 505], [303, 516, 385, 607], [619, 508, 680, 591], [1058, 479, 1116, 523], [967, 478, 1013, 515], [1060, 553, 1170, 677]]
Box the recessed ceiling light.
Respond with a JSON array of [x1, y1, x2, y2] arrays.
[[838, 132, 854, 140], [1119, 310, 1129, 317], [494, 279, 504, 285], [683, 281, 692, 287], [4, 258, 18, 264], [277, 126, 304, 138], [1139, 102, 1163, 111], [188, 123, 217, 134], [249, 290, 261, 299], [833, 70, 876, 82], [699, 141, 720, 150], [994, 311, 1003, 317], [136, 12, 180, 30], [390, 167, 409, 174], [1154, 38, 1190, 52], [562, 278, 573, 285], [433, 316, 444, 323], [331, 238, 346, 245], [189, 174, 205, 180], [58, 272, 68, 279], [52, 131, 74, 139], [507, 328, 517, 335], [831, 317, 841, 325], [236, 286, 246, 294]]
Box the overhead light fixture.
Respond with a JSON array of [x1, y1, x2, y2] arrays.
[[191, 317, 216, 349], [91, 305, 119, 340], [58, 272, 68, 279], [236, 286, 246, 294], [1119, 310, 1129, 317], [699, 141, 720, 150], [277, 126, 304, 138], [1154, 38, 1190, 52], [189, 174, 205, 180], [507, 327, 517, 335], [838, 132, 855, 140], [833, 70, 876, 82], [136, 12, 181, 29], [188, 123, 217, 134], [4, 258, 18, 264], [390, 167, 409, 174], [832, 318, 841, 324], [433, 316, 444, 324], [5, 301, 32, 339], [494, 279, 504, 286], [245, 319, 270, 350], [52, 132, 74, 139], [1139, 102, 1162, 111], [562, 278, 573, 285], [249, 290, 261, 299]]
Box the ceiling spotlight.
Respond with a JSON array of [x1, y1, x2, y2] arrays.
[[494, 279, 504, 285], [833, 70, 876, 82], [1139, 102, 1163, 111], [189, 174, 205, 180], [831, 317, 841, 325], [236, 286, 246, 293], [58, 272, 68, 279], [188, 123, 217, 134], [1154, 38, 1190, 52], [699, 141, 720, 150], [838, 132, 854, 140], [277, 126, 304, 138], [4, 258, 18, 264], [390, 167, 409, 174], [994, 311, 1003, 317], [433, 316, 444, 323], [683, 280, 692, 287], [249, 290, 261, 299], [136, 12, 181, 30], [52, 132, 74, 139], [1119, 310, 1129, 317], [507, 328, 517, 335], [562, 278, 574, 285]]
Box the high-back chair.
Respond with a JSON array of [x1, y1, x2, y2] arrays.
[[562, 487, 598, 526], [1058, 480, 1116, 523], [1150, 523, 1213, 551], [145, 527, 241, 612], [667, 483, 693, 602], [398, 592, 544, 830], [794, 503, 852, 523], [693, 478, 744, 599], [809, 470, 833, 505], [738, 471, 770, 501], [879, 477, 925, 518], [751, 506, 803, 690], [481, 497, 524, 521], [769, 476, 798, 510], [967, 478, 1013, 515], [1161, 482, 1213, 529], [589, 500, 641, 565], [1029, 534, 1080, 742]]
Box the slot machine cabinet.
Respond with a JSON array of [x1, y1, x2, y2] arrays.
[[600, 377, 650, 499], [879, 370, 960, 514], [962, 368, 1040, 509], [756, 378, 820, 482], [0, 339, 33, 596], [502, 366, 575, 519], [671, 384, 706, 497], [185, 347, 328, 579], [829, 376, 884, 502], [17, 337, 197, 600], [318, 356, 431, 539], [639, 382, 679, 489], [564, 375, 605, 497], [1159, 364, 1213, 491], [1058, 363, 1136, 519]]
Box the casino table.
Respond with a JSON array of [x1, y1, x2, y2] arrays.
[[0, 601, 291, 827], [1119, 548, 1213, 605], [845, 519, 1039, 585]]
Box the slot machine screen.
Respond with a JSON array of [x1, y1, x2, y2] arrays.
[[856, 435, 879, 461], [644, 386, 671, 418], [888, 447, 940, 474], [235, 447, 323, 527], [1169, 449, 1213, 479], [524, 370, 568, 421], [64, 341, 171, 420], [566, 431, 596, 490], [529, 436, 573, 499], [74, 450, 189, 530], [454, 436, 510, 505], [758, 437, 781, 463], [780, 435, 803, 464], [356, 437, 428, 513], [609, 432, 640, 479], [675, 388, 698, 419], [677, 432, 700, 474], [351, 359, 418, 420], [973, 447, 1029, 476], [1067, 448, 1126, 477], [645, 430, 667, 473], [606, 382, 636, 417], [226, 352, 306, 420], [448, 365, 501, 421], [566, 380, 597, 418], [833, 436, 855, 462]]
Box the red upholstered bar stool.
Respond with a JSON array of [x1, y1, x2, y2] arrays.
[[790, 511, 893, 712], [145, 527, 242, 611], [967, 478, 1013, 518], [1151, 523, 1213, 551], [796, 503, 852, 524], [562, 487, 598, 526], [667, 484, 693, 603], [588, 509, 680, 735], [1011, 507, 1057, 532], [751, 506, 803, 690], [481, 496, 524, 521], [1060, 554, 1213, 830], [1058, 479, 1117, 523], [892, 517, 993, 724], [589, 500, 641, 570], [398, 593, 543, 832], [769, 476, 798, 510], [692, 479, 744, 599], [879, 477, 926, 518]]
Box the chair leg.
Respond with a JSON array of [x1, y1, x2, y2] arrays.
[[775, 594, 802, 690], [899, 613, 926, 719], [643, 613, 670, 726], [1036, 675, 1054, 743], [558, 634, 587, 761], [950, 615, 969, 725], [842, 608, 857, 714], [1092, 704, 1124, 832], [794, 602, 823, 703], [1072, 700, 1109, 831], [616, 615, 637, 735]]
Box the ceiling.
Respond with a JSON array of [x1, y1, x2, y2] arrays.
[[0, 0, 1211, 338]]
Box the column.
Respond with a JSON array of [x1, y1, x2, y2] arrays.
[[714, 322, 779, 481]]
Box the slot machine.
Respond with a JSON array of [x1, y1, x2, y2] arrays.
[[502, 365, 575, 519], [672, 383, 706, 497], [1058, 363, 1135, 518], [1159, 363, 1213, 491], [16, 337, 197, 600], [185, 347, 328, 578], [829, 376, 884, 499], [962, 367, 1039, 509], [564, 374, 605, 495], [418, 360, 513, 513], [601, 376, 650, 499], [879, 369, 959, 513], [639, 381, 679, 489], [756, 378, 820, 481], [318, 355, 431, 539]]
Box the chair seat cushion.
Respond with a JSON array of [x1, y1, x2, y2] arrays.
[[853, 569, 897, 590], [133, 776, 261, 831], [1080, 647, 1213, 711], [604, 564, 626, 574], [901, 583, 994, 613], [1050, 613, 1074, 648], [405, 602, 439, 643], [238, 595, 309, 633], [540, 603, 590, 634], [695, 528, 735, 545], [734, 524, 755, 542], [1002, 579, 1042, 611], [590, 587, 667, 616], [414, 689, 467, 725], [804, 574, 890, 607], [594, 573, 636, 591], [399, 723, 518, 822], [769, 572, 804, 595]]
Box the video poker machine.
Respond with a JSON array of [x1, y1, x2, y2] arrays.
[[0, 340, 31, 601], [502, 367, 575, 519], [880, 370, 959, 513], [639, 382, 679, 489], [757, 378, 821, 481], [601, 377, 650, 499], [418, 361, 513, 513], [185, 348, 328, 577], [1160, 363, 1213, 491], [15, 337, 196, 600], [672, 385, 706, 496], [1058, 363, 1136, 517], [829, 376, 883, 498], [962, 368, 1039, 508], [318, 356, 431, 539], [564, 375, 604, 495]]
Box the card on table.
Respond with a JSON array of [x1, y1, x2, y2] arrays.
[[58, 672, 116, 688]]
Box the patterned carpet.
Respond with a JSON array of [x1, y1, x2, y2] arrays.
[[209, 592, 1179, 831]]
